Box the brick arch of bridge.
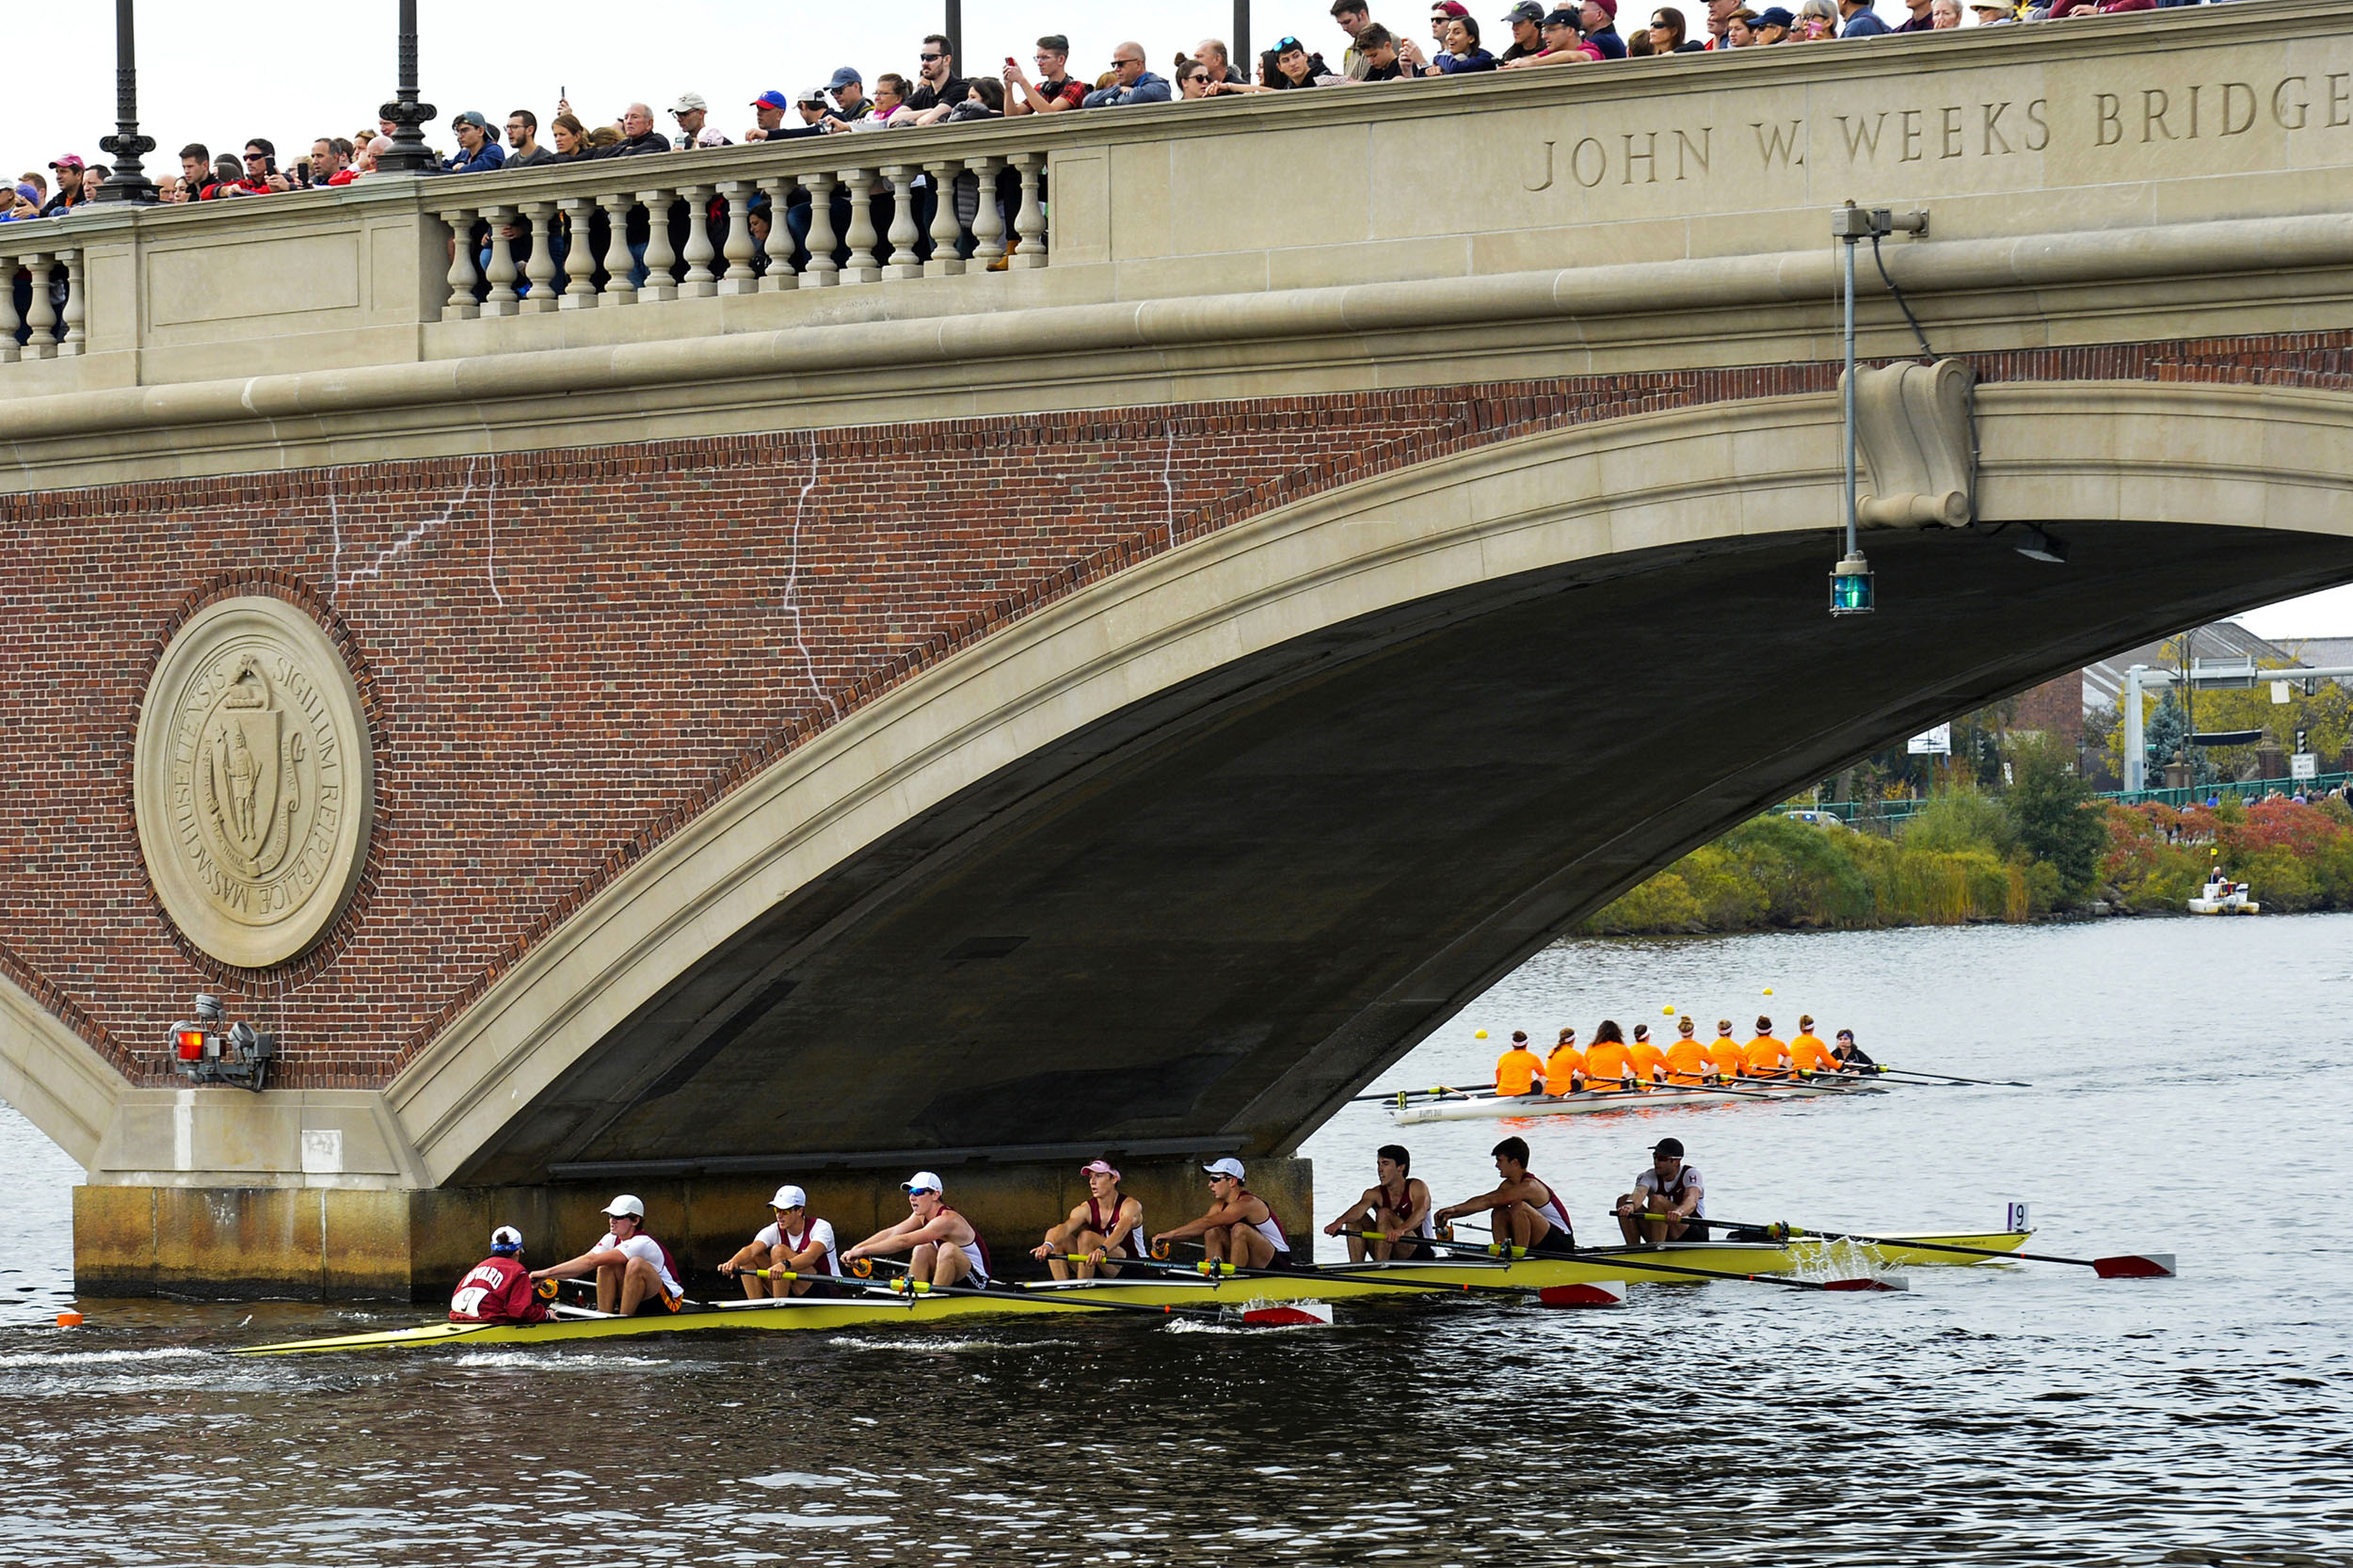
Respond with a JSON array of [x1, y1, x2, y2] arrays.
[[4, 348, 2353, 1183]]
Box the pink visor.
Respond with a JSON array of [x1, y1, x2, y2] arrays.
[[1080, 1160, 1120, 1179]]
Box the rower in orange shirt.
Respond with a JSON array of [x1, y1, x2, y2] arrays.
[[1628, 1025, 1670, 1084], [1787, 1015, 1839, 1076], [1494, 1032, 1546, 1097], [1705, 1019, 1745, 1081], [1582, 1020, 1635, 1091], [1664, 1016, 1711, 1085], [1544, 1027, 1585, 1097], [1741, 1016, 1792, 1079]]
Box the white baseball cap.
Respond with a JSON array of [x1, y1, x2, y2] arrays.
[[668, 91, 709, 114], [902, 1170, 944, 1194], [770, 1184, 808, 1210], [602, 1193, 646, 1219], [489, 1224, 523, 1251], [1203, 1157, 1246, 1181]]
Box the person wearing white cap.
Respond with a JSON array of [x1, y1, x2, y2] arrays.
[[1152, 1157, 1295, 1270], [449, 1224, 549, 1325], [841, 1172, 990, 1288], [718, 1185, 840, 1298], [532, 1194, 687, 1316], [667, 92, 731, 149], [1031, 1160, 1145, 1280]]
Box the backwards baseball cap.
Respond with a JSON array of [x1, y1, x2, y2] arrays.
[[1080, 1159, 1121, 1179], [827, 66, 864, 92], [1433, 1, 1471, 16], [669, 91, 709, 114], [1501, 0, 1545, 21], [490, 1224, 524, 1253], [50, 153, 85, 170], [902, 1170, 944, 1194], [1652, 1138, 1685, 1159], [602, 1193, 646, 1219], [1204, 1157, 1247, 1181], [769, 1184, 808, 1209], [450, 110, 489, 130], [751, 89, 790, 109], [797, 85, 832, 105]]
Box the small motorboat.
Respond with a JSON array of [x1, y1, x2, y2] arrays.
[[2187, 870, 2259, 915]]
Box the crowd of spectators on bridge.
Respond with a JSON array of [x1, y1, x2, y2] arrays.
[[3, 0, 2242, 221]]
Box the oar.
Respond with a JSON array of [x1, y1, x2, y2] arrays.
[[537, 1275, 714, 1311], [879, 1275, 1231, 1321], [1356, 1230, 1898, 1291], [1866, 1065, 2032, 1088], [1708, 1219, 2174, 1278], [1056, 1250, 1497, 1297], [1350, 1082, 1500, 1105]]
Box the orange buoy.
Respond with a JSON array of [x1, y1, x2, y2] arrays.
[[55, 1311, 83, 1327]]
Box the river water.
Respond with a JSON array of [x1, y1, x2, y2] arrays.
[[3, 915, 2349, 1566]]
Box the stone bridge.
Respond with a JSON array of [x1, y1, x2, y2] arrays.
[[3, 2, 2350, 1295]]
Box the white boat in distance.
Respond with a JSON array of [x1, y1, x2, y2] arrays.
[[2186, 869, 2260, 915], [1386, 1080, 1886, 1125]]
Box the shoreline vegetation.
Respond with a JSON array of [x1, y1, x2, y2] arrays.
[[1584, 743, 2353, 936]]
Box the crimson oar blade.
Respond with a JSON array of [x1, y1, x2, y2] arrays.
[[2091, 1253, 2177, 1279]]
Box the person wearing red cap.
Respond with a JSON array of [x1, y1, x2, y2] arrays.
[[1032, 1160, 1145, 1279], [39, 156, 88, 217], [1321, 1144, 1434, 1261], [1578, 0, 1629, 56]]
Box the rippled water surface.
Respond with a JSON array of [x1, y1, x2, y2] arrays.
[[4, 915, 2350, 1565]]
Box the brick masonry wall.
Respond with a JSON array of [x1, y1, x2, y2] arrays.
[[3, 333, 2348, 1091]]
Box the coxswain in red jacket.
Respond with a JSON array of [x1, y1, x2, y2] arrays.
[[449, 1225, 550, 1324]]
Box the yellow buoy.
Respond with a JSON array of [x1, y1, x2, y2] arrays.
[[1762, 987, 1773, 996], [1662, 1005, 1675, 1015], [1473, 1030, 1488, 1039]]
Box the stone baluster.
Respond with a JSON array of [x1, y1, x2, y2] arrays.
[[1010, 154, 1047, 270], [0, 253, 20, 363], [880, 166, 921, 280], [801, 173, 840, 288], [926, 161, 965, 278], [520, 202, 559, 313], [56, 249, 85, 356], [966, 156, 1006, 268], [637, 189, 679, 303], [559, 197, 600, 310], [756, 176, 797, 292], [440, 210, 481, 319], [840, 169, 881, 284], [481, 207, 520, 316], [717, 181, 758, 296], [599, 192, 637, 306], [679, 184, 717, 298], [23, 254, 57, 356]]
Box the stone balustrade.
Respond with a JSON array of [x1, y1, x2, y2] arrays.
[[0, 242, 86, 362], [426, 147, 1049, 320]]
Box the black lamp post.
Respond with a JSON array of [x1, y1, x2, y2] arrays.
[[97, 0, 157, 203], [376, 0, 439, 175], [1235, 0, 1252, 79], [944, 0, 962, 58]]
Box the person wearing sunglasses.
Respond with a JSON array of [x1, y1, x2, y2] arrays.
[[841, 1171, 992, 1288], [904, 32, 972, 112], [1080, 41, 1173, 106], [1174, 56, 1221, 98], [1421, 13, 1500, 71]]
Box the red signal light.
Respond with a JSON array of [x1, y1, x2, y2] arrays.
[[175, 1029, 206, 1061]]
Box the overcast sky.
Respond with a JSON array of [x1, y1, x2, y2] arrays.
[[8, 3, 2344, 636]]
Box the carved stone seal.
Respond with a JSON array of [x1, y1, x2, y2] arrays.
[[134, 597, 373, 968]]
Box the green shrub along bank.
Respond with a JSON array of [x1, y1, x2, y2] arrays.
[[1584, 744, 2353, 936]]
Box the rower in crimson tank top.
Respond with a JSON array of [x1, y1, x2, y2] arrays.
[[841, 1172, 989, 1288], [1033, 1160, 1145, 1280], [1433, 1135, 1579, 1256], [1152, 1158, 1292, 1271], [1321, 1146, 1435, 1262]]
